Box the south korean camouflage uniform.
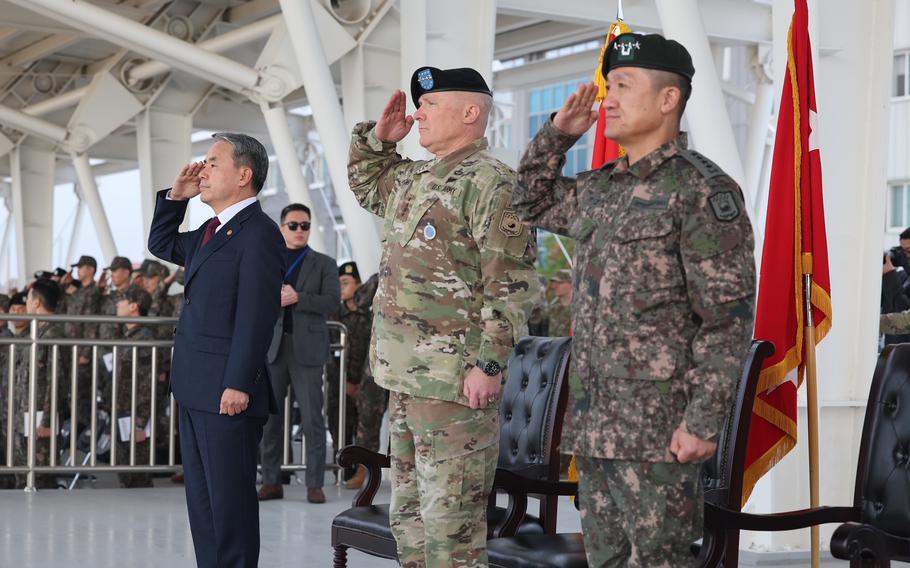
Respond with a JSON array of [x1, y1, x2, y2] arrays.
[[514, 123, 755, 566], [349, 116, 539, 567], [10, 321, 69, 489], [112, 323, 157, 488]]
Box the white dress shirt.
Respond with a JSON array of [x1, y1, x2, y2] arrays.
[[213, 196, 257, 232]]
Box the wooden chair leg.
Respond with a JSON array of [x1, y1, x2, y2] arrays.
[[333, 545, 348, 568]]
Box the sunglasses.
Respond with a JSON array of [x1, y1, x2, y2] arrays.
[[283, 221, 311, 231]]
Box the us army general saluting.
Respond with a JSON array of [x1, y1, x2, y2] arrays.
[[348, 67, 539, 567], [513, 34, 756, 567]]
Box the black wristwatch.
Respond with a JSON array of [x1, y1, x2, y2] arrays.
[[479, 360, 502, 377]]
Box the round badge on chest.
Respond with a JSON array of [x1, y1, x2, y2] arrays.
[[424, 223, 437, 240]]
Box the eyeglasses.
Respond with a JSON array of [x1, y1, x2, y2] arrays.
[[283, 221, 311, 231]]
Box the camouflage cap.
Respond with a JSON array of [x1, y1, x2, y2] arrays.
[[33, 270, 54, 280], [53, 267, 68, 278], [8, 292, 26, 307], [604, 33, 695, 80], [134, 259, 163, 278], [105, 256, 132, 271], [551, 269, 572, 283], [70, 255, 97, 268]]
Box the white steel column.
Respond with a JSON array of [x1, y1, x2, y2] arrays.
[[66, 195, 85, 266], [136, 108, 192, 246], [10, 142, 56, 283], [655, 0, 747, 188], [278, 0, 380, 276], [71, 152, 117, 264], [260, 102, 327, 253], [341, 45, 366, 129], [744, 47, 776, 215], [398, 0, 496, 158], [742, 0, 896, 561], [0, 208, 12, 287]]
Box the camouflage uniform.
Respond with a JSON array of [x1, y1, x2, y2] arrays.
[[66, 281, 101, 427], [348, 121, 539, 567], [880, 309, 910, 335], [547, 301, 571, 337], [0, 326, 21, 488], [514, 122, 755, 568], [10, 322, 68, 489], [327, 274, 386, 453], [113, 324, 157, 488]]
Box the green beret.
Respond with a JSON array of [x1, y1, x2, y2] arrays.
[[410, 66, 492, 105], [603, 33, 695, 80]]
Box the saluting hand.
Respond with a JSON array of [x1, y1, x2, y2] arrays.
[[170, 161, 205, 201], [553, 82, 599, 137], [669, 421, 717, 463], [375, 90, 415, 143]]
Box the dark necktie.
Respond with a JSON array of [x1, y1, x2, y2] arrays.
[[200, 217, 221, 248]]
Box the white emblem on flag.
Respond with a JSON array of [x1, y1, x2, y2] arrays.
[[808, 109, 819, 152]]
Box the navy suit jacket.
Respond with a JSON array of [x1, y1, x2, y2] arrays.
[[148, 189, 283, 417]]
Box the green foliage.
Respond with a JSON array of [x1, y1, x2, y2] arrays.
[[536, 230, 574, 281]]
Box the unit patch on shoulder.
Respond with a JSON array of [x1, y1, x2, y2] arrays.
[[499, 210, 523, 237], [708, 191, 740, 222]]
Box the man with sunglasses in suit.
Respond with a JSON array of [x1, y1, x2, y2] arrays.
[[258, 203, 340, 504]]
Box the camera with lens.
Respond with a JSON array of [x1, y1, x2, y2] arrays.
[[886, 246, 908, 269]]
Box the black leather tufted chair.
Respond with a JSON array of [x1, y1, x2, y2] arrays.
[[330, 336, 572, 567], [487, 340, 776, 568], [701, 343, 910, 567]]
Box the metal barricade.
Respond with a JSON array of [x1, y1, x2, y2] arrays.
[[0, 314, 348, 491]]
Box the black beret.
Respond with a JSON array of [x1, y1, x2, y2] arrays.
[[338, 262, 360, 281], [603, 33, 695, 81], [410, 67, 492, 105], [53, 267, 68, 278], [8, 292, 26, 307], [33, 270, 53, 280]]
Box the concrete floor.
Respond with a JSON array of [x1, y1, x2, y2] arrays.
[[0, 474, 583, 568]]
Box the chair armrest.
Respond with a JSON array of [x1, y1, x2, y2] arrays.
[[831, 522, 910, 562], [493, 469, 578, 497], [337, 445, 390, 507], [705, 502, 859, 531]]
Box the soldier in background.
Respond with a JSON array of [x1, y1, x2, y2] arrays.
[[326, 263, 384, 490], [112, 285, 156, 488], [348, 66, 539, 565], [99, 256, 133, 343], [513, 34, 755, 567], [0, 293, 28, 488], [547, 269, 573, 337], [11, 279, 69, 489], [66, 255, 101, 428]]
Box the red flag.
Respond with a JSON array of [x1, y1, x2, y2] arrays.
[[591, 19, 630, 169], [743, 0, 832, 505]]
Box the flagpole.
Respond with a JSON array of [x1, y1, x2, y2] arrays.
[[802, 253, 821, 568]]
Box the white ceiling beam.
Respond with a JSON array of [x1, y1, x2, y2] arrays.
[[497, 0, 773, 45], [0, 103, 67, 142], [0, 34, 79, 68], [7, 0, 263, 95]]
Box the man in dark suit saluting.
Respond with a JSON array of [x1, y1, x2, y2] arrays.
[[258, 203, 339, 504], [148, 132, 283, 568]]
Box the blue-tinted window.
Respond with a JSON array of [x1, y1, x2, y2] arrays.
[[527, 77, 591, 176]]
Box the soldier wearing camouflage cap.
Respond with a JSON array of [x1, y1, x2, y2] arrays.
[[349, 66, 540, 565], [513, 33, 755, 567]]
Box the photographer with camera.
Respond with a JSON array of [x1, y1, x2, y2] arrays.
[[881, 228, 910, 345]]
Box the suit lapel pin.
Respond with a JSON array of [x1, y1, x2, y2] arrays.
[[227, 229, 234, 236]]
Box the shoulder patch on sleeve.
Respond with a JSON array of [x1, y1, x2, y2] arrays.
[[679, 149, 726, 180], [499, 210, 523, 237], [708, 191, 741, 222]]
